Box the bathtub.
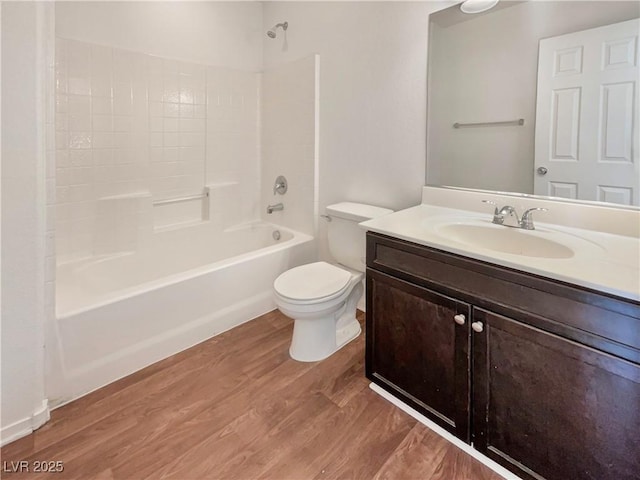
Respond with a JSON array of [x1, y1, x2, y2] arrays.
[[51, 222, 314, 405]]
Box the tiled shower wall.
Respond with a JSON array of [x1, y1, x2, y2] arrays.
[[55, 38, 259, 262]]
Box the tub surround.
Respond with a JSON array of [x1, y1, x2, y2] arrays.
[[361, 186, 640, 301]]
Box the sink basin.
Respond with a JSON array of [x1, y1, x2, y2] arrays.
[[436, 222, 575, 259]]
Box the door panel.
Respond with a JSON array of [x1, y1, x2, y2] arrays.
[[366, 269, 471, 442], [473, 308, 640, 480], [534, 19, 640, 205]]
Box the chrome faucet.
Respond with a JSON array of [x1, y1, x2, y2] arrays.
[[266, 203, 284, 214], [520, 207, 548, 230], [482, 200, 547, 230]]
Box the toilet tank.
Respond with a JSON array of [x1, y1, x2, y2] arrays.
[[326, 202, 393, 272]]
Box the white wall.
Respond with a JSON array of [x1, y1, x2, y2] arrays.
[[261, 55, 318, 235], [262, 1, 448, 260], [427, 1, 640, 194], [1, 1, 53, 445], [55, 1, 263, 72]]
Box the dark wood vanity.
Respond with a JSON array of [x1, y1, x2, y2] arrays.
[[365, 231, 640, 480]]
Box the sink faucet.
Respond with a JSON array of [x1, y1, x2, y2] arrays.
[[520, 207, 548, 230], [266, 203, 284, 214], [482, 200, 547, 230]]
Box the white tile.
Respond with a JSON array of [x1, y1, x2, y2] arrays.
[[93, 97, 113, 115], [56, 112, 68, 132], [180, 104, 194, 118], [94, 149, 114, 166], [114, 115, 133, 132], [68, 76, 91, 95], [92, 132, 113, 149], [194, 104, 206, 119], [67, 95, 91, 116], [56, 94, 68, 113], [69, 113, 91, 132], [164, 132, 180, 147], [163, 74, 180, 103], [150, 101, 163, 117], [69, 149, 92, 167], [91, 76, 112, 98], [150, 132, 163, 147], [163, 118, 179, 132], [69, 132, 92, 149], [163, 147, 180, 163]]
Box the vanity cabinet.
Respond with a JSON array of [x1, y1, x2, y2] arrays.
[[366, 232, 640, 480], [366, 269, 471, 441]]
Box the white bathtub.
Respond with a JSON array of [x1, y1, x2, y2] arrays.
[[51, 222, 314, 405]]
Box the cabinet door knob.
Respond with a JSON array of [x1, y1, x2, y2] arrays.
[[471, 321, 484, 333], [454, 314, 466, 325]]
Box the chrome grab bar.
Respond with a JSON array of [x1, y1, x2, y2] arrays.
[[152, 191, 209, 206], [453, 118, 524, 128]]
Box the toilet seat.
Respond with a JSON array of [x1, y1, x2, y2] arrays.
[[273, 261, 355, 304]]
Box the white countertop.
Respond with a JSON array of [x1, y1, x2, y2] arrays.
[[360, 204, 640, 302]]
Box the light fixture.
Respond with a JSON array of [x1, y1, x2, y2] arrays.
[[460, 0, 499, 14]]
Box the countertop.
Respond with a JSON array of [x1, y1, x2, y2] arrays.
[[360, 204, 640, 302]]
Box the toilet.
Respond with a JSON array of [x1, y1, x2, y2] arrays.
[[273, 202, 393, 362]]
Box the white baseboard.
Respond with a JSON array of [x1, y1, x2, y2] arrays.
[[0, 399, 50, 447], [369, 383, 521, 480]]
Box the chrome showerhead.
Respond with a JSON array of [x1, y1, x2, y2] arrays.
[[266, 21, 288, 39]]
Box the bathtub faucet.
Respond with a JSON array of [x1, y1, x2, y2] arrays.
[[267, 203, 284, 214]]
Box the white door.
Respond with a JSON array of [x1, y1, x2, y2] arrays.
[[534, 19, 640, 206]]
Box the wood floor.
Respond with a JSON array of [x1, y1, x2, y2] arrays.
[[1, 310, 502, 480]]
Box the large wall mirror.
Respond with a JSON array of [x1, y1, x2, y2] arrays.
[[426, 1, 640, 206]]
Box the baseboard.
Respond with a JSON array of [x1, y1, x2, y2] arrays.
[[0, 399, 50, 447], [369, 383, 521, 480]]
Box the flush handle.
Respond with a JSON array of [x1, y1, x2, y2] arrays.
[[472, 321, 484, 333], [454, 314, 466, 325]]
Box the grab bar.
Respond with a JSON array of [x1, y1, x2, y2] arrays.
[[453, 118, 524, 128], [152, 191, 209, 206]]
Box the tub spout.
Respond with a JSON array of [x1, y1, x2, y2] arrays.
[[267, 203, 284, 214]]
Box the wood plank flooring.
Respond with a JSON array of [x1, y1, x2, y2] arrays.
[[1, 310, 502, 480]]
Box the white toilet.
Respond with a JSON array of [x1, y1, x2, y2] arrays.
[[273, 202, 393, 362]]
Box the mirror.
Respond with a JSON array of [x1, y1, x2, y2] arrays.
[[426, 1, 640, 206]]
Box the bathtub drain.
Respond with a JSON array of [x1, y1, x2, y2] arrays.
[[273, 230, 281, 241]]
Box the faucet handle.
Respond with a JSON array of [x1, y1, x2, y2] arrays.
[[482, 200, 503, 224], [520, 207, 548, 230], [273, 175, 288, 195]]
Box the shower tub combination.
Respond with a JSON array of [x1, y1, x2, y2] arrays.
[[52, 222, 314, 405]]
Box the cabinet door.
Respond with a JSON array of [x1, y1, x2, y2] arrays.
[[473, 308, 640, 480], [366, 269, 471, 442]]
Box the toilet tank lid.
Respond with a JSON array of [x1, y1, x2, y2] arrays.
[[326, 202, 393, 222]]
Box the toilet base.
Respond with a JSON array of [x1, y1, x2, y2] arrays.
[[336, 318, 361, 350], [287, 282, 364, 363], [289, 317, 361, 363]]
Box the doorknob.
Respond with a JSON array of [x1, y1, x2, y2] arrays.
[[537, 167, 548, 175], [454, 314, 466, 325], [471, 321, 484, 333]]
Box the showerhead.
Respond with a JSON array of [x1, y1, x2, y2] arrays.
[[266, 21, 288, 39]]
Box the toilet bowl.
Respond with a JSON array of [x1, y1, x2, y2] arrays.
[[273, 202, 393, 362], [274, 261, 364, 362]]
